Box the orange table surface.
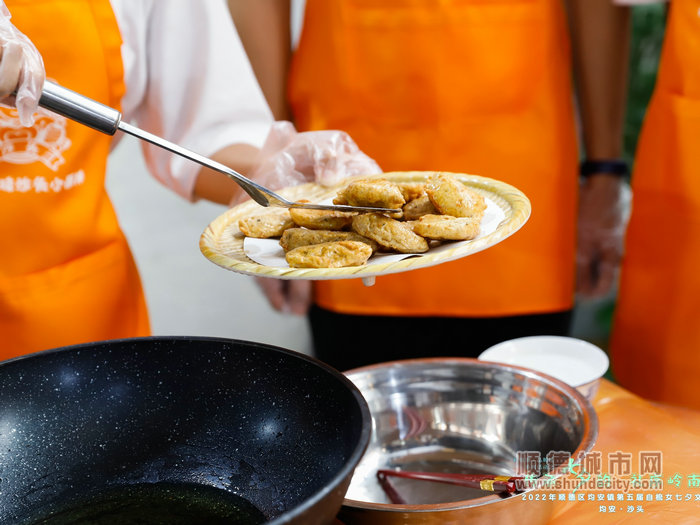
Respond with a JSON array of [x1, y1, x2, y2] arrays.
[[547, 379, 700, 524]]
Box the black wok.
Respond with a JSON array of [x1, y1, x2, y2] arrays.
[[0, 336, 371, 524]]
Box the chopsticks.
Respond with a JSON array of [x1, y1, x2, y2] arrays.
[[376, 469, 524, 504], [377, 471, 408, 504]]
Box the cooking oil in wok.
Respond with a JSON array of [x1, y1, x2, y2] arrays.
[[32, 482, 267, 525]]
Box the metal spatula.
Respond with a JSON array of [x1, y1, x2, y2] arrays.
[[36, 81, 395, 214]]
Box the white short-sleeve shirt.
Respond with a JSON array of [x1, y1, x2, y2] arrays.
[[110, 0, 274, 200]]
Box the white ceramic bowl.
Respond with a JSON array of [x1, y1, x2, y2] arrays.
[[478, 336, 609, 400]]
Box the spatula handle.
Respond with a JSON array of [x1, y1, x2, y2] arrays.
[[38, 80, 121, 135]]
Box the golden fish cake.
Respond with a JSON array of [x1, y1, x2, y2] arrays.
[[333, 178, 406, 209], [426, 173, 487, 219], [412, 214, 481, 241], [238, 210, 294, 239], [352, 213, 429, 254], [289, 201, 356, 230], [285, 240, 373, 268], [397, 181, 427, 203], [402, 194, 438, 220], [279, 228, 379, 253]]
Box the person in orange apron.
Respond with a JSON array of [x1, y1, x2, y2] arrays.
[[230, 0, 632, 371], [0, 0, 150, 359], [610, 0, 700, 409], [0, 0, 376, 361]]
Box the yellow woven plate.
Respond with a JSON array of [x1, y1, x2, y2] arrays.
[[199, 172, 530, 281]]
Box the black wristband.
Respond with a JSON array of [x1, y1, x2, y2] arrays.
[[580, 159, 629, 179]]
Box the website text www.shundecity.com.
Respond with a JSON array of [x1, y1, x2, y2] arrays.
[[512, 449, 700, 514], [515, 473, 663, 493]]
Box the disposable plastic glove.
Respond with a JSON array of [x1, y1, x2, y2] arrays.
[[255, 277, 312, 316], [245, 121, 380, 315], [239, 121, 382, 204], [0, 2, 44, 126], [576, 174, 631, 298]]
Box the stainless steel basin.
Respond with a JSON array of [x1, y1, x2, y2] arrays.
[[339, 358, 598, 525]]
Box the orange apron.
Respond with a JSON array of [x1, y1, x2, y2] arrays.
[[0, 0, 149, 359], [289, 0, 578, 317], [610, 0, 700, 408]]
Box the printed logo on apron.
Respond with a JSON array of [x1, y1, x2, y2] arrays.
[[0, 102, 86, 194], [0, 107, 71, 170]]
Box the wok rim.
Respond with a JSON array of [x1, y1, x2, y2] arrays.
[[0, 335, 373, 525]]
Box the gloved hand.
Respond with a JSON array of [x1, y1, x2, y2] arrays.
[[255, 277, 312, 316], [243, 122, 380, 315], [576, 174, 631, 298], [0, 1, 44, 126], [237, 121, 382, 205]]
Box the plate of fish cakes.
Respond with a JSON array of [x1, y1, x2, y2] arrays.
[[200, 171, 530, 281]]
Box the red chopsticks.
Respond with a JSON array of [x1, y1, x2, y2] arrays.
[[376, 469, 524, 504], [377, 470, 408, 504]]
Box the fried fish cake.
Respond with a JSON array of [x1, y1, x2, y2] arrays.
[[412, 214, 481, 241], [426, 173, 487, 219], [279, 228, 379, 253], [397, 181, 427, 203], [238, 210, 294, 238], [402, 194, 439, 220], [333, 178, 406, 209], [289, 200, 356, 230], [285, 240, 373, 268], [352, 213, 429, 253]]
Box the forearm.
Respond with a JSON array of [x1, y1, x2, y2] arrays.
[[192, 143, 260, 205], [566, 0, 631, 160], [568, 1, 632, 297], [228, 0, 292, 120]]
